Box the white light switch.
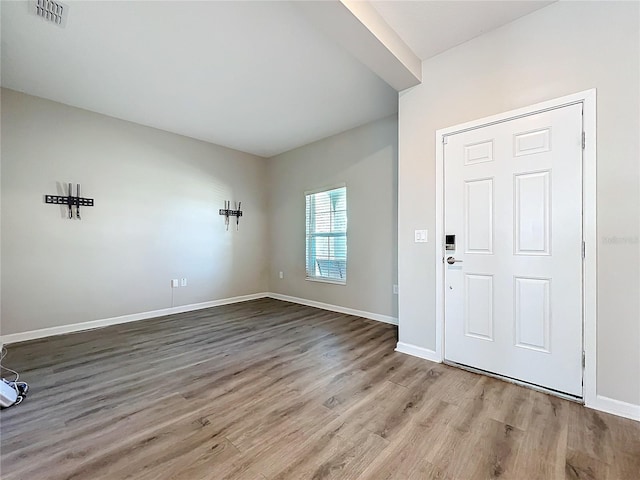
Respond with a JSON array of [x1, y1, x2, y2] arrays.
[[414, 229, 428, 243], [180, 278, 187, 287]]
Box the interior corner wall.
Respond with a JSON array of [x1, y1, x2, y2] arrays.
[[0, 88, 268, 336], [398, 1, 640, 405], [267, 115, 398, 319]]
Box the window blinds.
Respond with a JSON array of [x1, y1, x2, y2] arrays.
[[305, 186, 347, 283]]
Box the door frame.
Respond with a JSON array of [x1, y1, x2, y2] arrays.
[[434, 89, 596, 405]]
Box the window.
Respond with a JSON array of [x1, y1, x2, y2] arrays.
[[305, 186, 347, 283]]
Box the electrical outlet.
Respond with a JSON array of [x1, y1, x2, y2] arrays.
[[171, 279, 179, 288], [180, 278, 187, 287], [279, 271, 284, 279], [393, 284, 399, 294]]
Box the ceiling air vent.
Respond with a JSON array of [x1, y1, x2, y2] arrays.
[[34, 0, 68, 27]]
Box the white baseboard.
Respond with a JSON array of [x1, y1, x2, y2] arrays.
[[267, 293, 398, 325], [0, 293, 269, 345], [587, 395, 640, 422], [1, 292, 396, 345], [395, 342, 441, 363]]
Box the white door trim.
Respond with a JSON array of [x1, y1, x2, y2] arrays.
[[434, 89, 597, 406]]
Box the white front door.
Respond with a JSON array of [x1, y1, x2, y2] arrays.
[[444, 103, 583, 397]]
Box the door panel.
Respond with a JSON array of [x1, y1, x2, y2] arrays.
[[444, 104, 583, 397], [465, 178, 494, 254], [514, 171, 550, 255], [514, 276, 550, 352], [464, 274, 494, 341]]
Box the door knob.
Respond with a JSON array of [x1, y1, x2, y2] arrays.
[[446, 256, 463, 265]]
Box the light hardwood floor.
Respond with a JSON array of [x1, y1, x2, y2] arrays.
[[1, 299, 638, 479]]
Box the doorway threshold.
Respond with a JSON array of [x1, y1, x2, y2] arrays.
[[444, 360, 584, 404]]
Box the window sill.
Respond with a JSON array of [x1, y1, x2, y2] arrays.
[[305, 276, 346, 286]]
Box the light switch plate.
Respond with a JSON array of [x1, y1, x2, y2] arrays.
[[414, 229, 428, 243]]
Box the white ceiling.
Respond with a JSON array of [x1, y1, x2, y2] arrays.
[[1, 1, 555, 157], [371, 1, 554, 60], [1, 1, 397, 157]]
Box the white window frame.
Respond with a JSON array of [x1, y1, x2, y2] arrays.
[[305, 184, 347, 285]]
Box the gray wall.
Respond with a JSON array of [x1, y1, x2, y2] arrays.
[[267, 116, 398, 319], [397, 1, 639, 405], [1, 89, 268, 335]]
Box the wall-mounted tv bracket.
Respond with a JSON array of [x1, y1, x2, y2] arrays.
[[219, 200, 242, 231], [45, 183, 94, 219]]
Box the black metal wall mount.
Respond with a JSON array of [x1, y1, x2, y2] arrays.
[[219, 200, 242, 231], [45, 183, 94, 219]]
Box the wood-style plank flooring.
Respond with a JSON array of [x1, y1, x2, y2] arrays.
[[1, 298, 638, 479]]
